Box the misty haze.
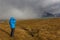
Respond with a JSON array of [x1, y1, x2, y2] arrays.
[[0, 0, 60, 19], [0, 0, 60, 40]]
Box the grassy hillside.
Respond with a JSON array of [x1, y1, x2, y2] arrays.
[[0, 18, 60, 40]]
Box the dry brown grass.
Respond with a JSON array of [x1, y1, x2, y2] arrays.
[[0, 18, 60, 40]]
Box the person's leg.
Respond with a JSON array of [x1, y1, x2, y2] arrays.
[[10, 28, 15, 37]]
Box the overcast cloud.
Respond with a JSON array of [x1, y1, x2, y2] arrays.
[[0, 0, 60, 19]]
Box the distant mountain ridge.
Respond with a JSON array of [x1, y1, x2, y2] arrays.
[[42, 12, 60, 18]]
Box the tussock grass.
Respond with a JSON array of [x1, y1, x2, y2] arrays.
[[0, 18, 60, 40]]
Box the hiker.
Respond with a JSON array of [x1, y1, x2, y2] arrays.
[[9, 17, 16, 37]]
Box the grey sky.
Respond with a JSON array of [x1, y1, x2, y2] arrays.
[[0, 0, 60, 19]]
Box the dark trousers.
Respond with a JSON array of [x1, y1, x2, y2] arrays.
[[10, 28, 15, 37]]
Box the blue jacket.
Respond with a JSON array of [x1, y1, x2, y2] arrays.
[[9, 17, 16, 29]]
